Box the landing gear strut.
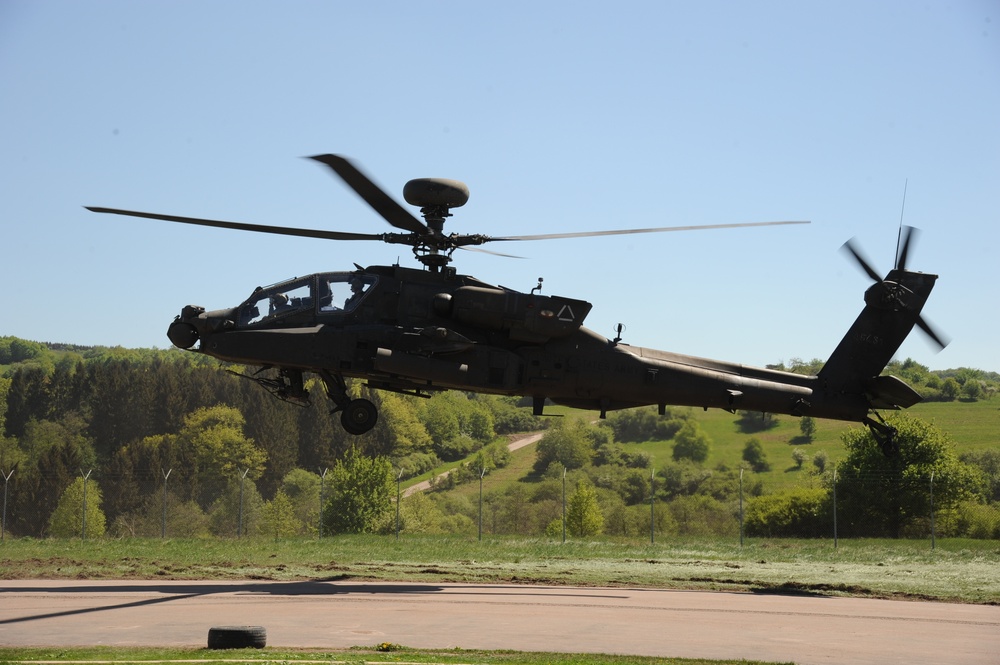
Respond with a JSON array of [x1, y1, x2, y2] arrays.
[[320, 370, 379, 435], [864, 414, 898, 457]]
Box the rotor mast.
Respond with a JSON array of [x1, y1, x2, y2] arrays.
[[403, 177, 470, 271]]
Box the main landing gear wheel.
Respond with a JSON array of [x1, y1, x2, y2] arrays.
[[341, 398, 378, 435]]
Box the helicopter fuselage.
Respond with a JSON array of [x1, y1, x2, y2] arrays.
[[168, 262, 924, 432]]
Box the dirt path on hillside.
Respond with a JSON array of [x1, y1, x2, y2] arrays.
[[402, 430, 544, 497]]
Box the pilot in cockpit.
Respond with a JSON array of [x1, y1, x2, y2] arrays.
[[269, 293, 290, 314], [344, 277, 366, 310]]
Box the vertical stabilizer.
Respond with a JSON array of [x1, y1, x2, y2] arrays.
[[818, 269, 937, 403]]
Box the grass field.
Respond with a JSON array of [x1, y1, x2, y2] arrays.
[[0, 645, 788, 665], [2, 534, 997, 604]]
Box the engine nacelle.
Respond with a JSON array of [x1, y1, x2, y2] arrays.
[[435, 286, 592, 343]]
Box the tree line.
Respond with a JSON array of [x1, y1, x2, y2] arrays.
[[768, 356, 999, 402], [0, 340, 541, 537]]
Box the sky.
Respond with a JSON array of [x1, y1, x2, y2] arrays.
[[2, 1, 997, 373]]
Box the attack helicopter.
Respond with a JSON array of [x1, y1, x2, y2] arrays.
[[87, 154, 945, 451]]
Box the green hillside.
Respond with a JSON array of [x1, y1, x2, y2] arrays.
[[631, 399, 999, 491], [427, 398, 1000, 503]]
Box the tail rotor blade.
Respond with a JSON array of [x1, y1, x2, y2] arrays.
[[916, 315, 950, 350], [841, 238, 883, 283], [895, 225, 919, 271]]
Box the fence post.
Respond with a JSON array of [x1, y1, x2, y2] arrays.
[[832, 467, 838, 549], [649, 467, 655, 545], [561, 467, 567, 543], [161, 468, 172, 538], [80, 469, 92, 540], [739, 467, 744, 548], [396, 469, 403, 541], [478, 467, 486, 541], [237, 468, 249, 538], [318, 467, 328, 538], [1, 469, 12, 541], [930, 471, 936, 550]]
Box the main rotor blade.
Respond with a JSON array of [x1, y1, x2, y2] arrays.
[[492, 220, 810, 242], [841, 238, 883, 283], [309, 154, 429, 236], [85, 207, 385, 242], [916, 315, 950, 351], [458, 245, 525, 259]]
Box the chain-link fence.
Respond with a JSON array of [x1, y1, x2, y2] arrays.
[[2, 465, 997, 550]]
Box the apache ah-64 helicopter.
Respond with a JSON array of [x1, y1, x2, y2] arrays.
[[88, 155, 945, 451]]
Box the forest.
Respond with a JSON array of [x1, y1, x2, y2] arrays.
[[0, 336, 543, 538], [1, 335, 997, 540]]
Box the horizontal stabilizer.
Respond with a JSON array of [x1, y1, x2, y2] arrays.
[[865, 375, 922, 410]]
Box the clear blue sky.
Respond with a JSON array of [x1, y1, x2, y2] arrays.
[[2, 1, 997, 372]]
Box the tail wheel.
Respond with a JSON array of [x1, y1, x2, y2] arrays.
[[342, 398, 378, 435]]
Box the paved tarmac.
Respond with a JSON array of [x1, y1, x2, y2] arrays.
[[1, 580, 998, 665]]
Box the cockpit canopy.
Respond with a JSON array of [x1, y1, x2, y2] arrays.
[[239, 272, 376, 327]]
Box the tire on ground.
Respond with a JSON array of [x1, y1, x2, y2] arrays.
[[207, 625, 267, 649]]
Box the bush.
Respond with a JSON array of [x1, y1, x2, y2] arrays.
[[658, 459, 712, 499], [109, 492, 210, 538], [394, 451, 442, 479], [601, 493, 677, 539], [951, 501, 1000, 539], [592, 466, 651, 505], [566, 481, 604, 536], [434, 434, 477, 462], [799, 416, 816, 441], [534, 420, 596, 471], [672, 421, 711, 463], [667, 495, 735, 537], [488, 396, 546, 434], [48, 477, 107, 538], [384, 492, 448, 534], [482, 440, 512, 469], [654, 417, 687, 441], [259, 489, 302, 539], [602, 407, 688, 442], [742, 438, 770, 472], [744, 488, 829, 538], [209, 477, 265, 537], [321, 448, 394, 535]]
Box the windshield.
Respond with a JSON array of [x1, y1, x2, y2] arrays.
[[238, 273, 376, 327], [240, 276, 314, 327], [318, 273, 375, 313]]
